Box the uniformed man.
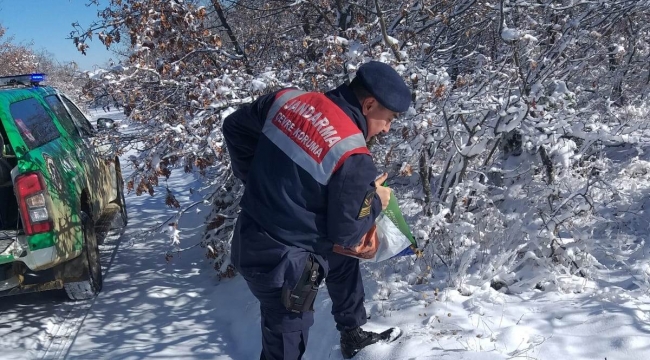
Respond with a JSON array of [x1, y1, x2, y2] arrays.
[[223, 61, 412, 359]]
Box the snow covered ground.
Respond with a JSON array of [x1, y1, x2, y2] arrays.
[[1, 110, 650, 359]]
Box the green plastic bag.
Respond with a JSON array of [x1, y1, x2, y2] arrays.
[[381, 191, 418, 256]]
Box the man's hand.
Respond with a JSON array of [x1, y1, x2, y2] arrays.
[[375, 173, 392, 210]]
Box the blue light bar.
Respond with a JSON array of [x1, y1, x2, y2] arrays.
[[31, 73, 45, 83], [0, 73, 48, 87]]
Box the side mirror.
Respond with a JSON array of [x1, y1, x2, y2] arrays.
[[96, 117, 115, 130]]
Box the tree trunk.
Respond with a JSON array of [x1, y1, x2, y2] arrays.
[[374, 0, 403, 62], [211, 0, 252, 75], [419, 148, 432, 215], [539, 145, 554, 185]]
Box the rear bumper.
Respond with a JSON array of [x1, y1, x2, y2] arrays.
[[0, 274, 19, 292], [0, 277, 63, 297], [0, 259, 63, 296], [1, 237, 66, 270], [1, 231, 66, 269], [18, 246, 60, 271]]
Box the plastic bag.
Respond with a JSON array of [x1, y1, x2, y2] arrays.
[[360, 213, 412, 263], [335, 188, 419, 262], [381, 190, 418, 256]]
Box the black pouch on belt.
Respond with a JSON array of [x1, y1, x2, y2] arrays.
[[281, 255, 321, 313]]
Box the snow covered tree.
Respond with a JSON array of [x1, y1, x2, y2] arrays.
[[1, 23, 88, 104], [0, 25, 38, 76], [74, 0, 650, 288]]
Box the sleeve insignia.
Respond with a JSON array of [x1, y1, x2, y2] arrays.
[[357, 190, 375, 219]]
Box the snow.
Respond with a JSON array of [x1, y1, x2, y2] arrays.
[[347, 41, 364, 60], [87, 68, 111, 80], [522, 34, 538, 42], [385, 36, 399, 46], [461, 137, 490, 157], [250, 79, 267, 92], [501, 27, 521, 41], [2, 114, 650, 360], [328, 36, 349, 46]]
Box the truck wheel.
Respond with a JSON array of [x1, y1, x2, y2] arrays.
[[64, 212, 103, 300]]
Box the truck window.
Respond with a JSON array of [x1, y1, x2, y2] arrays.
[[60, 96, 95, 136], [9, 98, 60, 149], [44, 95, 79, 137]]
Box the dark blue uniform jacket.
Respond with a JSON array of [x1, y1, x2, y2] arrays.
[[223, 84, 382, 288]]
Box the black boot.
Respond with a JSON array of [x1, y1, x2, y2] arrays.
[[340, 327, 386, 359]]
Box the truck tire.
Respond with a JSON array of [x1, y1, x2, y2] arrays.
[[64, 212, 103, 300]]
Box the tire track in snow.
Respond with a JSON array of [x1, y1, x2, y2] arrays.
[[39, 220, 125, 360]]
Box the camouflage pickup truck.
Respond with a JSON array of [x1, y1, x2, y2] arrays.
[[0, 74, 128, 300]]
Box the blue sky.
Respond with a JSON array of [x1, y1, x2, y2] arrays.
[[0, 0, 117, 71]]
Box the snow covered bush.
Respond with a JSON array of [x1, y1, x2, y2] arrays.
[[74, 0, 650, 292]]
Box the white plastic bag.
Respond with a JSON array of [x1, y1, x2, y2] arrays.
[[361, 213, 412, 263]]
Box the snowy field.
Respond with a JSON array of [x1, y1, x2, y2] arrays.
[[0, 110, 649, 359]]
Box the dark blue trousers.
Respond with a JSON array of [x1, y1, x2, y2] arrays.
[[245, 252, 367, 360]]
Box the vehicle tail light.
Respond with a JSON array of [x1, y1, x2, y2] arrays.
[[15, 172, 52, 235]]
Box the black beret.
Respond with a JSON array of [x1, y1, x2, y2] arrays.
[[354, 61, 411, 113]]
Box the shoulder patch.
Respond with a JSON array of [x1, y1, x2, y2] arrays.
[[357, 190, 375, 219]]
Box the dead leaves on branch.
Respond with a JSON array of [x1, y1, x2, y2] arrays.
[[98, 31, 120, 48], [75, 0, 211, 58], [165, 188, 180, 208], [134, 177, 156, 196], [434, 85, 447, 98], [184, 156, 214, 174], [400, 163, 414, 177], [206, 216, 225, 232], [159, 167, 172, 179], [126, 154, 215, 199]]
